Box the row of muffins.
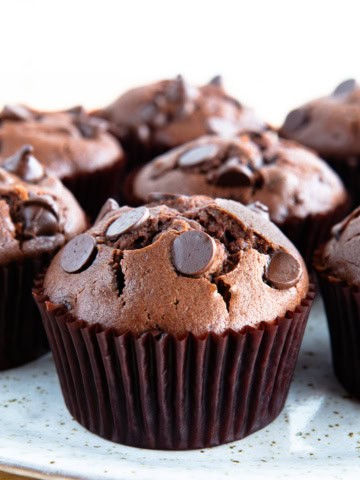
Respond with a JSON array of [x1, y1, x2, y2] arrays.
[[0, 76, 359, 450], [2, 77, 358, 262]]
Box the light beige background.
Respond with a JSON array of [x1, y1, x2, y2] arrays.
[[0, 0, 359, 125]]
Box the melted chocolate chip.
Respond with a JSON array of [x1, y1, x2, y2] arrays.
[[141, 104, 158, 122], [22, 200, 59, 238], [208, 75, 223, 87], [331, 222, 343, 241], [106, 206, 149, 240], [2, 145, 45, 183], [171, 230, 216, 276], [248, 201, 270, 219], [207, 117, 239, 137], [331, 207, 360, 240], [153, 112, 167, 127], [265, 251, 301, 290], [333, 79, 356, 96], [25, 194, 60, 219], [61, 234, 97, 273], [178, 144, 219, 167], [95, 198, 120, 224], [0, 104, 32, 121], [213, 158, 253, 187], [74, 116, 108, 138], [283, 109, 309, 132]]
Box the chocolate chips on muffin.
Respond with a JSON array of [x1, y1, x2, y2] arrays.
[[0, 145, 87, 369], [35, 194, 314, 449], [93, 75, 267, 166], [0, 104, 125, 217], [318, 207, 360, 287], [280, 79, 360, 205], [43, 195, 308, 335], [129, 131, 348, 262]]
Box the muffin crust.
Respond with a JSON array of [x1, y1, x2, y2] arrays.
[[44, 195, 309, 335], [132, 132, 347, 224]]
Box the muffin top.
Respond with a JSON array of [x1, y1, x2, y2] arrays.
[[320, 207, 360, 288], [43, 194, 309, 336], [0, 105, 124, 178], [95, 75, 266, 150], [132, 131, 347, 224], [0, 145, 87, 265], [280, 79, 360, 158]]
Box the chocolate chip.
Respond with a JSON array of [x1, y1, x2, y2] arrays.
[[333, 79, 356, 96], [22, 201, 59, 238], [213, 158, 253, 187], [251, 131, 278, 151], [74, 116, 108, 138], [178, 144, 219, 167], [331, 207, 360, 240], [208, 75, 223, 87], [0, 104, 32, 121], [248, 201, 270, 219], [95, 198, 119, 224], [154, 94, 167, 109], [153, 112, 167, 127], [207, 117, 240, 137], [2, 145, 45, 182], [141, 104, 158, 122], [65, 105, 86, 116], [265, 251, 301, 290], [331, 222, 343, 241], [283, 109, 309, 132], [171, 230, 216, 276], [106, 206, 150, 240], [61, 234, 97, 273], [24, 195, 60, 219]]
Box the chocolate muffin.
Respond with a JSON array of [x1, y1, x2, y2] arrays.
[[0, 145, 87, 369], [280, 79, 360, 205], [0, 104, 125, 218], [314, 207, 360, 397], [34, 195, 314, 449], [128, 131, 348, 263], [94, 75, 266, 167]]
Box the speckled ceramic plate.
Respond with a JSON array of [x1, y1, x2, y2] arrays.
[[0, 296, 359, 480]]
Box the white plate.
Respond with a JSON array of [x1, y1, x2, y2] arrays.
[[0, 296, 359, 480]]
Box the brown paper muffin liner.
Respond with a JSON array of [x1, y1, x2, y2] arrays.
[[279, 198, 350, 266], [315, 257, 360, 397], [33, 283, 315, 450], [324, 156, 360, 207], [121, 167, 144, 206], [62, 158, 125, 221], [0, 258, 50, 370], [118, 131, 167, 171]]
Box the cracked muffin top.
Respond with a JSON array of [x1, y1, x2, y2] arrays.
[[0, 104, 124, 178], [317, 207, 360, 288], [94, 75, 266, 152], [131, 131, 347, 224], [0, 145, 87, 265], [280, 79, 360, 158], [43, 194, 309, 335]]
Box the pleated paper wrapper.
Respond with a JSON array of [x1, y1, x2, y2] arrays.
[[34, 284, 315, 450]]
